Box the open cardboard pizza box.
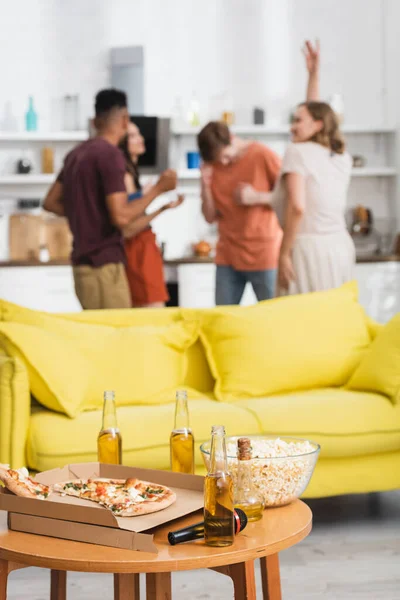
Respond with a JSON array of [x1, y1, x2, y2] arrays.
[[0, 463, 204, 553]]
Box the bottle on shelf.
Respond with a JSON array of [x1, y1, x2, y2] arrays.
[[170, 389, 194, 474], [234, 437, 264, 522], [41, 147, 54, 174], [204, 425, 234, 547], [187, 91, 200, 127], [25, 96, 38, 131], [97, 390, 122, 464]]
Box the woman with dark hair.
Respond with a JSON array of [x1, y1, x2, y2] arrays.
[[237, 41, 355, 295], [119, 121, 184, 307]]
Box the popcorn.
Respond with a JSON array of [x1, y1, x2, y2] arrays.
[[203, 437, 319, 507]]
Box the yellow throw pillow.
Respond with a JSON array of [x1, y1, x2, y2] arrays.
[[200, 283, 371, 402], [0, 322, 92, 417], [0, 320, 199, 417], [347, 313, 400, 403]]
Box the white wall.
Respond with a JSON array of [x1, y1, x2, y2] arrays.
[[0, 0, 399, 257], [0, 0, 398, 128]]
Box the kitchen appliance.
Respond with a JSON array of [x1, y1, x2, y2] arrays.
[[130, 116, 170, 174], [88, 115, 170, 175], [350, 205, 380, 257]]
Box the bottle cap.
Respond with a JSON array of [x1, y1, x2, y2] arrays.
[[237, 437, 252, 460]]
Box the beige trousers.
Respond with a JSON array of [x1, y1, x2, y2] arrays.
[[73, 263, 131, 310]]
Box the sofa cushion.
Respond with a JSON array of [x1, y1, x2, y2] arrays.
[[0, 319, 199, 418], [347, 313, 400, 404], [0, 299, 215, 394], [26, 398, 261, 473], [200, 283, 370, 402], [0, 355, 30, 468], [236, 388, 400, 458]]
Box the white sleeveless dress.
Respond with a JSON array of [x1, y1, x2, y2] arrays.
[[270, 142, 355, 295]]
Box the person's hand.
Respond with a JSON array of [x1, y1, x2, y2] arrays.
[[278, 252, 295, 290], [143, 179, 155, 194], [234, 183, 259, 206], [157, 169, 177, 193], [200, 163, 213, 188], [302, 39, 320, 75], [162, 194, 185, 211]]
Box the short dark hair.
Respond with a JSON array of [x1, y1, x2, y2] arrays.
[[95, 88, 127, 117], [197, 121, 231, 162]]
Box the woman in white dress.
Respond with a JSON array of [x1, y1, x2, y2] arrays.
[[236, 41, 355, 295]]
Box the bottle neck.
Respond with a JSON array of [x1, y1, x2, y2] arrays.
[[209, 428, 228, 474], [174, 392, 190, 432], [102, 397, 118, 431], [236, 458, 253, 486]]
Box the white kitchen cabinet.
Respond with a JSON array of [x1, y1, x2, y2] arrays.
[[0, 266, 81, 313], [177, 263, 257, 308], [355, 262, 400, 323]]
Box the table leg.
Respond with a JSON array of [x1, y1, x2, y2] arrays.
[[228, 560, 256, 600], [50, 570, 67, 600], [0, 560, 8, 600], [146, 572, 172, 600], [260, 554, 282, 600], [114, 573, 140, 600]]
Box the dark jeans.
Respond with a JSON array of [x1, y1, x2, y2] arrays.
[[215, 265, 277, 305]]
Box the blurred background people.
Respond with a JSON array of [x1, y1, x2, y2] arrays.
[[119, 121, 184, 307], [197, 121, 282, 305], [44, 89, 138, 310], [237, 41, 355, 295]]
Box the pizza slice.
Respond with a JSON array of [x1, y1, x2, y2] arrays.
[[0, 464, 51, 500], [53, 476, 176, 516]]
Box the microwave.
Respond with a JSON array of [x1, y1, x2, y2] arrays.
[[129, 116, 170, 175], [88, 116, 170, 175]]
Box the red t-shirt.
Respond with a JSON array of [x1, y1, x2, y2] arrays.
[[211, 142, 282, 271], [58, 137, 126, 267]]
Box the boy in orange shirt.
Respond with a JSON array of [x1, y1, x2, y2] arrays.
[[197, 122, 282, 304]]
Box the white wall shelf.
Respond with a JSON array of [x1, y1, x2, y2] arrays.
[[351, 167, 397, 177], [0, 174, 56, 184], [0, 131, 88, 142], [172, 125, 397, 136], [176, 168, 397, 180]]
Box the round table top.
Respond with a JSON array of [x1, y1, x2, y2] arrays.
[[0, 500, 312, 574]]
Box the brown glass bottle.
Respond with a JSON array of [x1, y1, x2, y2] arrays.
[[97, 390, 122, 464], [234, 437, 264, 522], [204, 425, 234, 547], [170, 390, 194, 474]]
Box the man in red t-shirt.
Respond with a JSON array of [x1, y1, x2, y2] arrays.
[[197, 121, 282, 305], [44, 89, 176, 309]]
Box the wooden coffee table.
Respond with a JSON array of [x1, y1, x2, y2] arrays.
[[0, 499, 312, 600]]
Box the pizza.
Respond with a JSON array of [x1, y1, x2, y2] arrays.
[[53, 477, 176, 516], [0, 464, 51, 500], [0, 465, 176, 517]]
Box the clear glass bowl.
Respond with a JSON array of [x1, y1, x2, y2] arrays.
[[200, 435, 320, 508]]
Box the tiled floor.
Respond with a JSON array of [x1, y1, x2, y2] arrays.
[[5, 490, 400, 599]]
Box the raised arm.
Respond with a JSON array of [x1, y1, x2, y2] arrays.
[[303, 39, 320, 102]]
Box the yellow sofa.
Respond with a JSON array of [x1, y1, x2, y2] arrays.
[[1, 282, 400, 499]]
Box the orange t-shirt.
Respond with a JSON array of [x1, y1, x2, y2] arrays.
[[211, 142, 282, 271]]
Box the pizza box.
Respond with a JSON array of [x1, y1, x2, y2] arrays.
[[0, 462, 204, 553]]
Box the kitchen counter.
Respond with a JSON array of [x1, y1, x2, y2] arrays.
[[0, 254, 399, 267], [0, 256, 215, 267]]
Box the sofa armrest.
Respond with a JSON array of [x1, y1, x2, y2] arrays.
[[0, 355, 30, 468]]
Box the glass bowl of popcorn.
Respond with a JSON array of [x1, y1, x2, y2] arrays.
[[200, 436, 320, 507]]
